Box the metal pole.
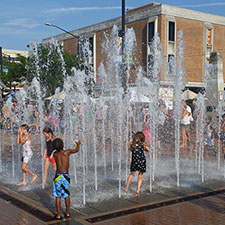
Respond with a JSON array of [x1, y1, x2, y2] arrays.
[[121, 0, 127, 94], [45, 23, 80, 39], [121, 0, 125, 56], [0, 47, 2, 73], [45, 23, 81, 57]]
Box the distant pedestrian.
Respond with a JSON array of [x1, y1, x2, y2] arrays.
[[125, 132, 150, 196], [180, 101, 191, 149], [51, 138, 81, 220], [16, 124, 37, 186], [220, 114, 225, 159]]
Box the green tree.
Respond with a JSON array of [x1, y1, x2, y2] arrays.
[[25, 45, 82, 97], [0, 54, 27, 89]]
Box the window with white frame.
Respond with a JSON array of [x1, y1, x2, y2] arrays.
[[205, 25, 213, 63], [148, 22, 155, 43], [166, 18, 176, 78], [168, 54, 175, 74], [168, 21, 175, 42], [147, 17, 157, 76]]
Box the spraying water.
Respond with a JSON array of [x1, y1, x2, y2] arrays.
[[1, 26, 225, 208], [173, 30, 186, 187]]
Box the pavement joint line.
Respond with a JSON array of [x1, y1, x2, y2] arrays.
[[74, 218, 93, 225], [73, 208, 90, 216], [127, 199, 142, 204], [0, 197, 46, 225], [0, 188, 54, 222], [0, 184, 52, 214], [86, 205, 105, 214], [84, 188, 225, 223]]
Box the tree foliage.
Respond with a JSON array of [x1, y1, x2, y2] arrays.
[[0, 44, 82, 98], [25, 45, 82, 97], [0, 54, 27, 89]]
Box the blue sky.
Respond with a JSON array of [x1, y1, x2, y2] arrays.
[[1, 0, 225, 51]]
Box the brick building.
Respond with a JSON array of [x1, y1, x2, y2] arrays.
[[42, 2, 225, 92]]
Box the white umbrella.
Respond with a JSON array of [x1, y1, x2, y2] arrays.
[[182, 89, 197, 100], [46, 91, 66, 100], [130, 96, 150, 103], [130, 93, 150, 103]]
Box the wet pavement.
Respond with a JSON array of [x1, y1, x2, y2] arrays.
[[0, 130, 225, 224], [89, 193, 225, 225], [0, 179, 224, 225]]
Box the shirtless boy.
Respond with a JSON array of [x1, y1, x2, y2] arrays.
[[51, 138, 81, 220]]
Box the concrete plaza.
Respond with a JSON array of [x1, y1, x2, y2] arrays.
[[0, 176, 224, 225]]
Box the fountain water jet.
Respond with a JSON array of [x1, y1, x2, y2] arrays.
[[0, 26, 225, 209]]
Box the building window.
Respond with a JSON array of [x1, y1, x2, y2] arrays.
[[168, 21, 175, 42], [78, 36, 94, 74], [205, 27, 213, 63], [168, 54, 174, 74], [148, 55, 154, 67], [147, 18, 158, 76], [148, 22, 155, 42], [165, 18, 175, 80], [89, 37, 94, 57], [147, 54, 154, 78], [87, 37, 94, 72], [207, 28, 212, 46]]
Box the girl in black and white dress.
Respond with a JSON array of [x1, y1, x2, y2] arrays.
[[125, 131, 150, 195]]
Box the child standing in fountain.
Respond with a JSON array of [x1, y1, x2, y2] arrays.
[[17, 124, 37, 186], [43, 127, 56, 187], [125, 131, 151, 196], [51, 138, 81, 220]]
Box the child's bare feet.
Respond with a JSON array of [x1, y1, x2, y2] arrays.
[[136, 191, 139, 196], [31, 174, 37, 184], [125, 188, 128, 192], [64, 213, 70, 219], [54, 214, 63, 220], [16, 182, 27, 186]]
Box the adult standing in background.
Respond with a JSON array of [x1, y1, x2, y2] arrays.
[[180, 101, 191, 149]]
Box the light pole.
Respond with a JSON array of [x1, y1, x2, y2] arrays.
[[0, 47, 2, 73], [121, 0, 125, 57], [45, 23, 80, 39], [121, 0, 127, 94], [45, 22, 82, 55]]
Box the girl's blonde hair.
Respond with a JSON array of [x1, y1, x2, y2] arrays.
[[130, 131, 145, 151]]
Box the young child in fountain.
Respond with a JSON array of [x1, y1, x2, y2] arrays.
[[16, 124, 38, 186], [43, 127, 56, 187], [50, 138, 81, 220], [125, 132, 151, 196]]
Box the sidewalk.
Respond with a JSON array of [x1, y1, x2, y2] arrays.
[[0, 179, 224, 225], [0, 198, 45, 225], [85, 192, 225, 225]]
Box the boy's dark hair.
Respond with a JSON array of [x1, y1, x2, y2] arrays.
[[21, 124, 29, 132], [43, 126, 54, 135], [53, 138, 64, 152]]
